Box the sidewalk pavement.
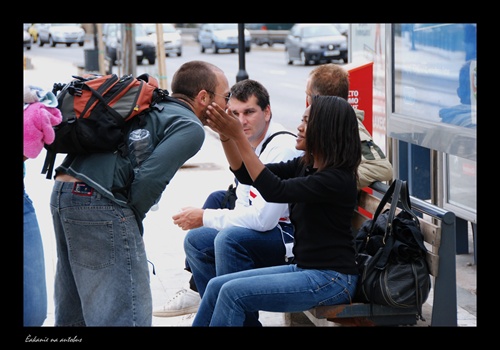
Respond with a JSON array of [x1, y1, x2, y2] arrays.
[[23, 51, 477, 328]]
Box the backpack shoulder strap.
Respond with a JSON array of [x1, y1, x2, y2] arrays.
[[260, 131, 296, 156]]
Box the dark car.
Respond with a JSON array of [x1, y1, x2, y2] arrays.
[[285, 23, 348, 66], [103, 23, 156, 65]]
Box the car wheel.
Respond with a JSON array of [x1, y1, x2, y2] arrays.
[[245, 46, 251, 53], [78, 42, 84, 47], [177, 52, 182, 57], [147, 56, 156, 65], [49, 36, 56, 47], [211, 42, 219, 54], [38, 37, 44, 47], [300, 51, 310, 66], [231, 48, 235, 53], [66, 43, 71, 47], [106, 55, 115, 66], [137, 56, 144, 65], [106, 49, 117, 66], [285, 50, 293, 65]]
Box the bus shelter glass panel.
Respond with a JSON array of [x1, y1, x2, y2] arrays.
[[389, 23, 476, 220]]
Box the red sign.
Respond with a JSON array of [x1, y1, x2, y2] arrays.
[[344, 61, 374, 134]]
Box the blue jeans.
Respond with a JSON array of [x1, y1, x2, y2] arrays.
[[50, 181, 152, 326], [192, 264, 358, 326], [202, 189, 233, 210], [184, 225, 292, 326], [24, 190, 47, 327], [184, 225, 290, 298], [185, 190, 234, 274]]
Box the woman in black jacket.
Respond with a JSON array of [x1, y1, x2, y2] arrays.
[[192, 95, 361, 326]]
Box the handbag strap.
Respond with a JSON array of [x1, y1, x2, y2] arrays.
[[374, 179, 403, 269], [368, 179, 403, 237], [399, 181, 421, 230]]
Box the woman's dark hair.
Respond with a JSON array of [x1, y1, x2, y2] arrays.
[[304, 95, 361, 177], [230, 79, 270, 112]]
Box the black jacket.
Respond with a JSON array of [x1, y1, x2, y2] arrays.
[[233, 157, 359, 275]]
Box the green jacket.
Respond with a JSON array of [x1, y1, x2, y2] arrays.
[[355, 109, 393, 189], [55, 100, 205, 234]]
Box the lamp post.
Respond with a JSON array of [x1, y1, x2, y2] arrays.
[[236, 23, 249, 82]]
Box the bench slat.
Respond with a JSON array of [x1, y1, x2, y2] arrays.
[[308, 304, 418, 326]]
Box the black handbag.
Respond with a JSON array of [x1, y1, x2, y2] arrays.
[[354, 179, 431, 321]]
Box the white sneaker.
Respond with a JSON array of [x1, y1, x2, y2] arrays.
[[153, 288, 200, 317]]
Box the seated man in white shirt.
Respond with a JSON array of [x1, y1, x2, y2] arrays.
[[154, 79, 301, 326]]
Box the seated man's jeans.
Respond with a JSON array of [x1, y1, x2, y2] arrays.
[[184, 225, 291, 326], [184, 189, 232, 286], [24, 190, 48, 326], [192, 264, 358, 326]]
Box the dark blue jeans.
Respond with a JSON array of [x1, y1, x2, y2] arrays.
[[24, 190, 47, 326], [184, 189, 234, 288]]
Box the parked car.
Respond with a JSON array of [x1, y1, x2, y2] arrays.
[[285, 23, 348, 66], [27, 24, 39, 43], [24, 23, 39, 43], [198, 23, 251, 53], [142, 23, 182, 57], [24, 29, 32, 50], [37, 23, 85, 47], [103, 23, 156, 66], [245, 23, 294, 46]]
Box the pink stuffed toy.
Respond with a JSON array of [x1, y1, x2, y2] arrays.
[[23, 102, 62, 159]]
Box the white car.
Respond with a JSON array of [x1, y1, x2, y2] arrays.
[[37, 23, 85, 47], [198, 23, 251, 54], [142, 23, 182, 57], [24, 29, 32, 50]]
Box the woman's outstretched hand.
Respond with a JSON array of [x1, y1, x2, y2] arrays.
[[206, 103, 244, 142]]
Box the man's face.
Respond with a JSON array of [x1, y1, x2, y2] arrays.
[[201, 72, 230, 125], [211, 72, 231, 108], [228, 95, 271, 147]]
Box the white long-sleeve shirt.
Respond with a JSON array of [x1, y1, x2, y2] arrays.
[[203, 122, 302, 231]]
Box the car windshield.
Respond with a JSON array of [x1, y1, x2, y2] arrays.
[[109, 24, 149, 38], [212, 23, 237, 31], [302, 25, 341, 38], [142, 23, 177, 35], [52, 23, 81, 27]]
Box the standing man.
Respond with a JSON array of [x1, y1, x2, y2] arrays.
[[49, 61, 230, 326]]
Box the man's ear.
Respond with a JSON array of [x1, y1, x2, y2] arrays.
[[197, 90, 210, 106]]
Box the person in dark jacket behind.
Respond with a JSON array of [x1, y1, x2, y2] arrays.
[[192, 95, 361, 326], [49, 61, 229, 326]]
